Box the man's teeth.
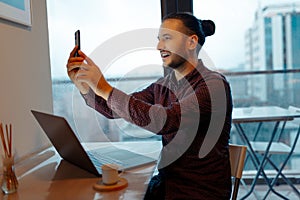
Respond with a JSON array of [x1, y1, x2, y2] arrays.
[[161, 52, 170, 58]]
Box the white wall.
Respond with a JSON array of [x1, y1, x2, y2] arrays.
[[0, 0, 52, 161]]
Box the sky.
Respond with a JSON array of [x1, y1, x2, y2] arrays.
[[47, 0, 300, 78], [194, 0, 259, 70]]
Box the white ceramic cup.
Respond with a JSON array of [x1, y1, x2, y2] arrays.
[[101, 164, 123, 185]]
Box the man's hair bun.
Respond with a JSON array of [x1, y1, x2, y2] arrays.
[[202, 20, 215, 37], [163, 12, 216, 46]]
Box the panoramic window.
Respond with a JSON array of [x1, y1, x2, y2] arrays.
[[47, 0, 300, 176]]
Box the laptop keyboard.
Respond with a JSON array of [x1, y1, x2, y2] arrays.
[[87, 149, 123, 168], [86, 146, 156, 173]]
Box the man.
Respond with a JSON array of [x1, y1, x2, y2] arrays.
[[67, 12, 232, 199]]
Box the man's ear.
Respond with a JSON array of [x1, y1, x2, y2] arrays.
[[187, 35, 198, 50]]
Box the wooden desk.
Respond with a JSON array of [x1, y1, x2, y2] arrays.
[[0, 141, 162, 200]]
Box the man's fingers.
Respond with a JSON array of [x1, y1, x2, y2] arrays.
[[79, 50, 96, 66], [67, 56, 84, 64], [67, 63, 81, 72], [69, 46, 79, 57]]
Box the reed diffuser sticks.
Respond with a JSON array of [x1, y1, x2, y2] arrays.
[[0, 123, 12, 158], [0, 122, 18, 194]]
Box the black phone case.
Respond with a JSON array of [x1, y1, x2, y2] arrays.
[[75, 30, 80, 57]]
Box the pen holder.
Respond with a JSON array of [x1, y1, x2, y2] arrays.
[[1, 156, 18, 194]]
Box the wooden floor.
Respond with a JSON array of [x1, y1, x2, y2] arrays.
[[237, 183, 300, 199]]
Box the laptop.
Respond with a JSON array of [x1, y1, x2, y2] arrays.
[[31, 110, 157, 177]]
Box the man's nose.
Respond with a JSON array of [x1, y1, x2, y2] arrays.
[[156, 40, 164, 51]]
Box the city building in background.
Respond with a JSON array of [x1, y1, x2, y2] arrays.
[[244, 2, 300, 106]]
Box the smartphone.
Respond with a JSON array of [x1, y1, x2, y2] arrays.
[[74, 30, 80, 57]]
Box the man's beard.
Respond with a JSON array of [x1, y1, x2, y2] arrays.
[[165, 54, 187, 69]]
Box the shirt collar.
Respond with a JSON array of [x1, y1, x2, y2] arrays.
[[169, 59, 205, 87]]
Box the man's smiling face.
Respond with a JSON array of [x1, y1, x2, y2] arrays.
[[157, 19, 190, 69]]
